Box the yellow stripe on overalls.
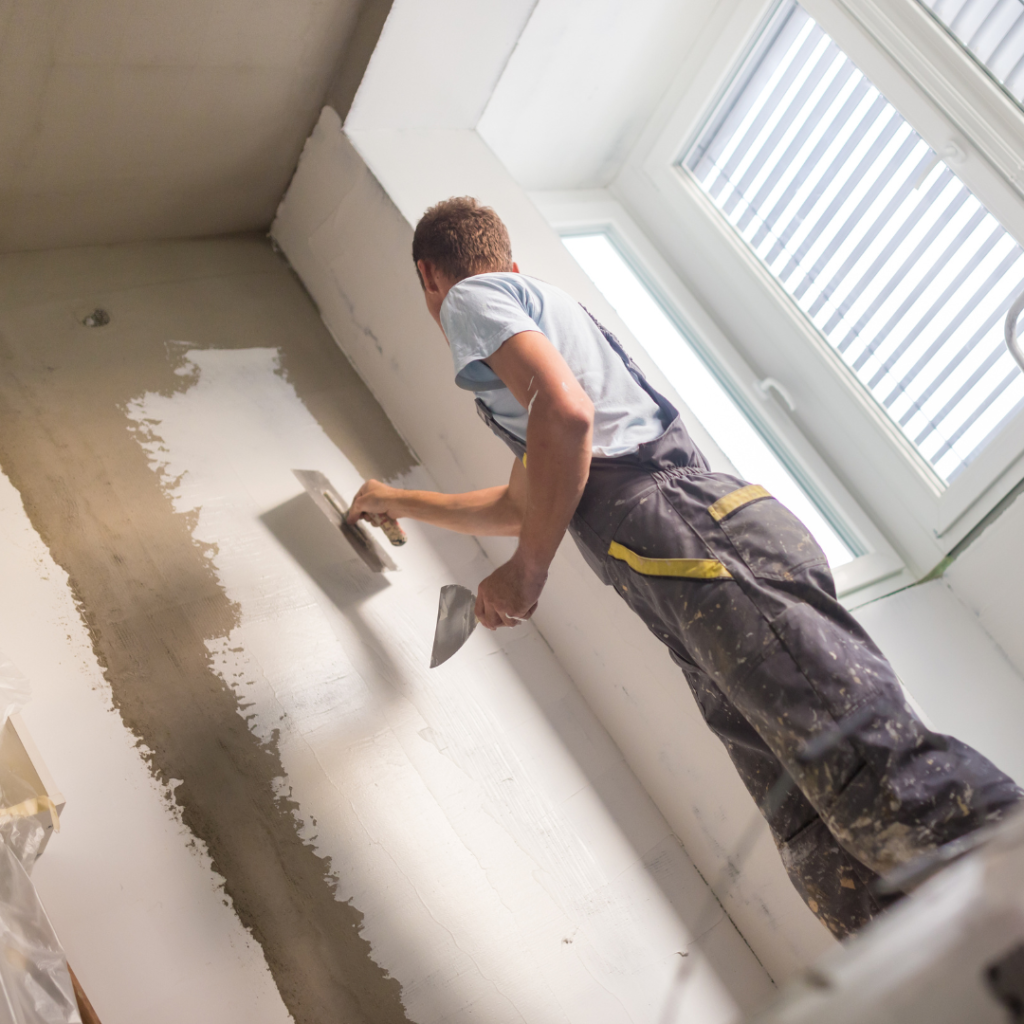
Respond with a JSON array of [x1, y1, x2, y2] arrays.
[[607, 541, 732, 579], [708, 484, 771, 522]]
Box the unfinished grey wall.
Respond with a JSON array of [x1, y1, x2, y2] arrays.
[[0, 0, 376, 253], [0, 465, 295, 1024]]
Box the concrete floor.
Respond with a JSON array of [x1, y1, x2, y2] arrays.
[[0, 234, 772, 1023]]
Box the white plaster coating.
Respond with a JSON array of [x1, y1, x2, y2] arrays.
[[0, 467, 294, 1024], [274, 108, 833, 981], [125, 345, 769, 1023]]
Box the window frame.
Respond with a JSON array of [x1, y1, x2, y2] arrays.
[[531, 189, 909, 604], [607, 0, 1024, 581]]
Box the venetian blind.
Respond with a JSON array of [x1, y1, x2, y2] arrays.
[[685, 0, 1024, 481]]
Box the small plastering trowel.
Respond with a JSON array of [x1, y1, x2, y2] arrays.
[[292, 469, 406, 573], [430, 585, 478, 668]]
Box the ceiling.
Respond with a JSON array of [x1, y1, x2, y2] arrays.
[[0, 0, 720, 254], [0, 0, 371, 253]]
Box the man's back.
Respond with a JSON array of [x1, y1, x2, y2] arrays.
[[441, 272, 664, 457]]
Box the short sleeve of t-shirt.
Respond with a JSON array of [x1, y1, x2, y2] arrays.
[[441, 275, 539, 382]]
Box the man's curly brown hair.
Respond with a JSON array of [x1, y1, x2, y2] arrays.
[[412, 196, 514, 285]]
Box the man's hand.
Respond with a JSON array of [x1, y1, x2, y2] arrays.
[[347, 327, 592, 630], [475, 552, 545, 630], [348, 479, 402, 524], [346, 471, 524, 536]]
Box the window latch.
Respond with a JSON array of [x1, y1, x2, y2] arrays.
[[758, 377, 796, 413], [1005, 289, 1024, 375]]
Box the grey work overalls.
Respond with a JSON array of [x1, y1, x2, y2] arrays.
[[468, 311, 1023, 939]]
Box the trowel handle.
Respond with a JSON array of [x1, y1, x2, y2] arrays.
[[366, 512, 407, 546]]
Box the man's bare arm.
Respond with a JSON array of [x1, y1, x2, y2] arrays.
[[349, 328, 593, 630], [475, 330, 593, 628], [349, 461, 527, 537]]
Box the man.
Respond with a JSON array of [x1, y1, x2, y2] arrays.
[[349, 196, 1021, 938]]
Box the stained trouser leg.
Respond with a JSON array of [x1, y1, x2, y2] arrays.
[[672, 651, 903, 938], [599, 473, 1023, 906]]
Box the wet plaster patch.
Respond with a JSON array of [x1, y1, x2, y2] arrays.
[[0, 237, 415, 1024], [124, 345, 745, 1024]]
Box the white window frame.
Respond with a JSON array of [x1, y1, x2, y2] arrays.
[[605, 0, 1024, 582], [531, 189, 909, 605]]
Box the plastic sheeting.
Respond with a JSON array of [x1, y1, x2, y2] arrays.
[[0, 656, 30, 723], [0, 653, 79, 1024]]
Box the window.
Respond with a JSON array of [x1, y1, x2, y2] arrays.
[[920, 0, 1024, 104], [582, 0, 1024, 581], [563, 232, 855, 567], [684, 0, 1024, 483]]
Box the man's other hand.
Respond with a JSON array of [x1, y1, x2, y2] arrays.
[[475, 554, 545, 629]]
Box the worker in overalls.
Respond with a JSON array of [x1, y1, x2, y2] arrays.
[[349, 197, 1022, 938]]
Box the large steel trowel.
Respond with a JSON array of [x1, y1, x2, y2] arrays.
[[292, 469, 405, 573], [430, 585, 478, 668]]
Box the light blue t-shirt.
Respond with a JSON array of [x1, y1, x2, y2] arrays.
[[440, 273, 665, 457]]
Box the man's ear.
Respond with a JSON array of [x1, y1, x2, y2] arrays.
[[512, 262, 520, 274], [417, 259, 440, 293]]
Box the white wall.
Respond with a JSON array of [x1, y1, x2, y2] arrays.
[[851, 495, 1024, 796], [854, 578, 1024, 786], [273, 107, 837, 981], [946, 493, 1024, 682], [477, 0, 722, 190]]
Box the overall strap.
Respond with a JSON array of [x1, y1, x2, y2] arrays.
[[475, 304, 685, 464], [579, 305, 679, 428]]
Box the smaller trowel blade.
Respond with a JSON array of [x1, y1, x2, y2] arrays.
[[292, 469, 398, 573], [430, 585, 478, 668]]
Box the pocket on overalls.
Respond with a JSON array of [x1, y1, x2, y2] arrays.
[[710, 485, 827, 582], [608, 488, 733, 582]]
